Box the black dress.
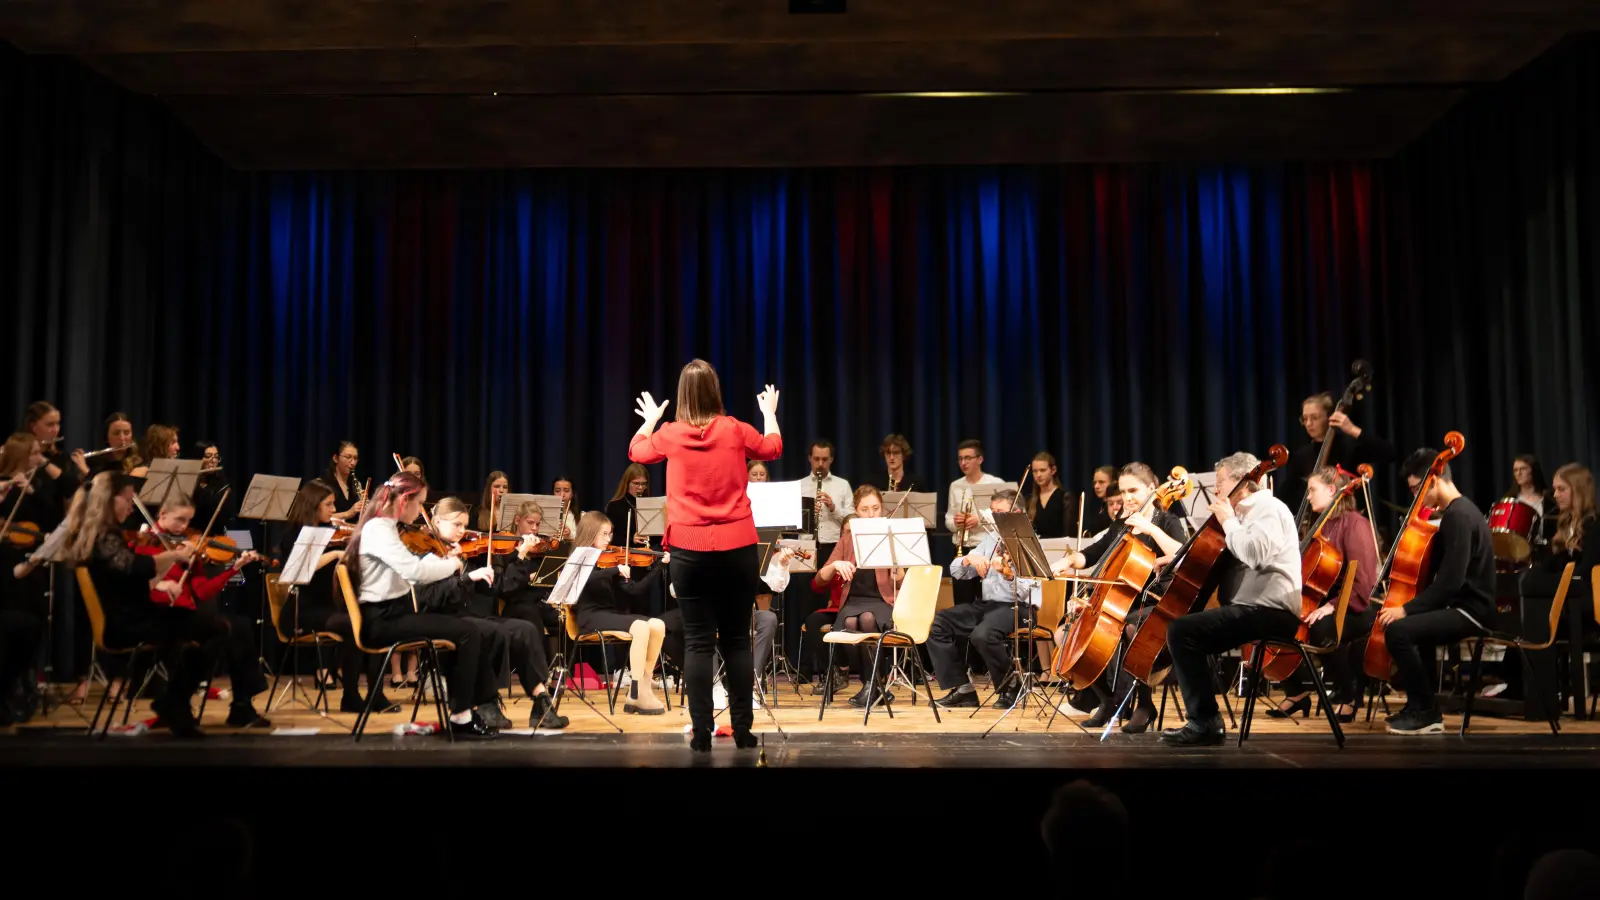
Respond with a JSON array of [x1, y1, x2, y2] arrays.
[[1029, 487, 1070, 539], [574, 565, 664, 633], [327, 474, 360, 517], [834, 567, 893, 630], [1, 486, 60, 618], [274, 529, 341, 632]]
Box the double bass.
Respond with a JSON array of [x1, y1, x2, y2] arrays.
[[1123, 445, 1289, 685], [1248, 463, 1372, 683], [1294, 360, 1374, 532], [1053, 470, 1193, 689], [1363, 433, 1465, 680]]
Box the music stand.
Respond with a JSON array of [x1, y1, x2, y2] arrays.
[[977, 510, 1053, 736], [30, 523, 82, 720], [542, 549, 622, 732], [633, 497, 666, 539], [496, 493, 540, 532], [882, 491, 937, 528], [138, 459, 202, 508], [239, 473, 303, 682], [849, 518, 932, 571], [270, 526, 340, 721]]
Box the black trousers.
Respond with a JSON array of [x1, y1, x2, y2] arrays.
[[0, 609, 43, 697], [1281, 607, 1377, 704], [465, 615, 550, 694], [1167, 603, 1301, 726], [1383, 608, 1483, 713], [797, 609, 836, 678], [669, 545, 757, 735], [360, 598, 504, 714], [105, 604, 237, 707], [928, 601, 1016, 691], [1086, 604, 1155, 709], [204, 605, 268, 704]]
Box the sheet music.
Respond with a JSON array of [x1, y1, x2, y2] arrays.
[[279, 527, 335, 586], [496, 493, 541, 532], [239, 474, 303, 521], [882, 491, 937, 528], [746, 481, 802, 529], [549, 547, 601, 606], [849, 517, 932, 569], [138, 459, 203, 507], [528, 494, 567, 537], [633, 497, 666, 537]]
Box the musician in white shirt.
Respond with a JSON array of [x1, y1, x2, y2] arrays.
[[804, 440, 853, 556], [946, 439, 1003, 605]]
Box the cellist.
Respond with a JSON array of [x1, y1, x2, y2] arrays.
[[1160, 452, 1302, 747], [1048, 462, 1187, 732], [1376, 448, 1495, 736]]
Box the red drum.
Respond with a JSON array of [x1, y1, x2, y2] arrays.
[[1488, 498, 1537, 563]]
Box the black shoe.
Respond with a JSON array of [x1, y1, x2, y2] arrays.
[[226, 705, 272, 729], [1267, 695, 1311, 719], [935, 688, 980, 709], [1122, 706, 1156, 735], [1386, 707, 1444, 735], [530, 693, 569, 730], [448, 715, 499, 740], [1159, 723, 1226, 746], [1067, 689, 1099, 714], [828, 669, 850, 697], [848, 686, 891, 709], [690, 729, 712, 752], [1084, 702, 1117, 729], [992, 690, 1019, 709], [733, 730, 760, 749], [478, 704, 513, 730]]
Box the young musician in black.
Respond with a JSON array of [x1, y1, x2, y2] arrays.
[[1160, 452, 1304, 746], [1524, 464, 1597, 610], [860, 433, 927, 495], [0, 433, 54, 723], [1286, 392, 1394, 519], [1050, 463, 1187, 732], [325, 441, 365, 523], [1374, 449, 1496, 735], [1026, 452, 1070, 539], [568, 510, 669, 715], [20, 402, 81, 514]]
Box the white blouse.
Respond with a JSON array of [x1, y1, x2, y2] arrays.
[[355, 517, 461, 604]]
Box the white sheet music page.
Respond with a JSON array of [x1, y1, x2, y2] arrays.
[[549, 547, 602, 605]]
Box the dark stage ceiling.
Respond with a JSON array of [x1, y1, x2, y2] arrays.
[[2, 1, 1597, 168]]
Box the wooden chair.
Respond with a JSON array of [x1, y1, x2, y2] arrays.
[[1462, 562, 1574, 736], [335, 564, 456, 742], [818, 565, 943, 725], [76, 567, 210, 737], [263, 573, 343, 715], [1238, 561, 1361, 749], [562, 604, 670, 715], [1591, 565, 1599, 719]]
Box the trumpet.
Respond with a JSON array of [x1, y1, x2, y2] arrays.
[[957, 487, 974, 546]]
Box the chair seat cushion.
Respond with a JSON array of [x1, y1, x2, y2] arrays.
[[578, 631, 634, 642], [823, 632, 878, 645]]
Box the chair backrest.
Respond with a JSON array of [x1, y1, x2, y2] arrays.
[[564, 603, 579, 641], [334, 564, 373, 653], [1331, 561, 1358, 645], [1533, 563, 1575, 649], [264, 573, 294, 642], [75, 567, 112, 653], [890, 565, 943, 644], [1591, 565, 1598, 629], [1036, 579, 1067, 634]]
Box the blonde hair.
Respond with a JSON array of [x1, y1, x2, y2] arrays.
[[62, 472, 123, 565], [674, 359, 725, 427], [0, 432, 36, 476], [514, 501, 542, 522], [1553, 463, 1594, 554], [573, 510, 613, 549], [140, 424, 178, 467], [434, 496, 471, 523]]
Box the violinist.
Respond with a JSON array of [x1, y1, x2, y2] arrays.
[[20, 401, 80, 513], [809, 486, 904, 707], [60, 473, 208, 736], [861, 433, 927, 496], [192, 441, 233, 531], [1026, 452, 1069, 539], [273, 479, 390, 712], [496, 502, 561, 633], [567, 510, 668, 715], [1377, 449, 1495, 735], [1272, 467, 1380, 721], [1286, 392, 1393, 517], [476, 471, 510, 532], [931, 488, 1035, 710], [1048, 463, 1187, 731], [0, 432, 52, 724], [127, 423, 180, 479], [139, 495, 272, 728], [413, 498, 566, 730], [400, 457, 425, 478], [344, 471, 501, 739], [551, 477, 578, 539], [325, 441, 365, 523], [1160, 452, 1302, 747]]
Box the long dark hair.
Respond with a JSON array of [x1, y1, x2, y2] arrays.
[[1504, 454, 1549, 500], [610, 463, 650, 503], [674, 358, 725, 427], [326, 440, 358, 486], [478, 470, 509, 531], [287, 479, 335, 529]]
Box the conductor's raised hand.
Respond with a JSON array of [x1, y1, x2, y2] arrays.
[[634, 391, 670, 426], [757, 384, 780, 417]]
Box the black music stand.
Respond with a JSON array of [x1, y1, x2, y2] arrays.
[[979, 511, 1055, 736]]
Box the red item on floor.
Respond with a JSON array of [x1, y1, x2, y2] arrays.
[[715, 725, 733, 738], [565, 663, 603, 691]]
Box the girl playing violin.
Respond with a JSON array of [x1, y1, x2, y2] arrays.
[[496, 502, 562, 635], [1272, 466, 1380, 721], [138, 495, 272, 727], [568, 510, 669, 715], [126, 424, 180, 479], [0, 432, 53, 724]]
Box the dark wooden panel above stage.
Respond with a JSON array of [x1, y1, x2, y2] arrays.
[[2, 0, 1596, 167]]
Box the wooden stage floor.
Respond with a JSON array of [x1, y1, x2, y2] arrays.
[[5, 674, 1599, 769]]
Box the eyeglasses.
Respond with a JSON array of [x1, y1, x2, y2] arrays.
[[958, 455, 979, 462]]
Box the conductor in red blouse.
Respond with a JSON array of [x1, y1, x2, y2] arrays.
[[629, 360, 783, 752]]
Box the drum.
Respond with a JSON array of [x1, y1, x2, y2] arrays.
[[1487, 498, 1537, 563]]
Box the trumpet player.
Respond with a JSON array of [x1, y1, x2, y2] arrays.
[[946, 439, 1002, 606]]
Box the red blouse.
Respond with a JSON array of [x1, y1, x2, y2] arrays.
[[628, 416, 783, 551]]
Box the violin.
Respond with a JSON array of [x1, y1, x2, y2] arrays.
[[400, 528, 452, 558], [457, 530, 523, 558], [1123, 446, 1289, 686], [1249, 463, 1372, 683], [3, 521, 45, 549], [1363, 432, 1465, 680], [596, 545, 662, 569]]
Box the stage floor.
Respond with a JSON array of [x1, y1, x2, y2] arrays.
[[6, 675, 1598, 769]]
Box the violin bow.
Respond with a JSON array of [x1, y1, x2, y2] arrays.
[[176, 485, 232, 594], [0, 460, 45, 542]]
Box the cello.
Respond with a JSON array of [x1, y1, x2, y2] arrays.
[[1294, 360, 1374, 532], [1362, 433, 1465, 680], [1053, 470, 1193, 689], [1123, 445, 1289, 685], [1247, 464, 1372, 683]]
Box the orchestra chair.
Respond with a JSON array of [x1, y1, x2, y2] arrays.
[[263, 573, 342, 715], [563, 602, 670, 715], [978, 579, 1067, 704], [1237, 562, 1361, 749], [76, 567, 212, 737], [335, 564, 455, 742], [1461, 563, 1574, 736], [795, 603, 840, 697], [818, 565, 943, 725]]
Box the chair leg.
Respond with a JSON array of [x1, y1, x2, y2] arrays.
[[599, 638, 619, 715], [355, 646, 398, 742], [1460, 640, 1485, 736], [429, 644, 453, 744], [1519, 643, 1562, 735], [91, 651, 133, 739], [266, 643, 290, 714], [1238, 643, 1265, 747], [409, 652, 430, 724], [818, 643, 838, 721], [1300, 648, 1345, 748], [911, 644, 941, 724]]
